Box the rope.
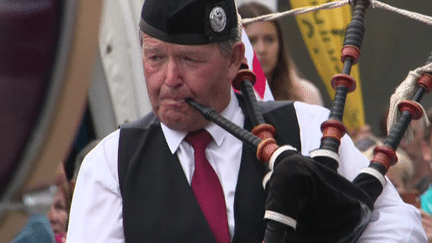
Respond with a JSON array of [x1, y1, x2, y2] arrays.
[[372, 1, 432, 26], [241, 0, 349, 25], [387, 62, 432, 141], [240, 0, 432, 27], [414, 62, 432, 75]]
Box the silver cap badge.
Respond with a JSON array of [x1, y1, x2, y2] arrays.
[[209, 6, 227, 33]]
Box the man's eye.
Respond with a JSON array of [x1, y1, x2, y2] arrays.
[[149, 55, 162, 61], [184, 56, 202, 63], [185, 57, 197, 62]]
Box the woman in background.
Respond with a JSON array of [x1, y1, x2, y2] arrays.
[[11, 163, 74, 243], [47, 164, 74, 243], [238, 2, 323, 105]]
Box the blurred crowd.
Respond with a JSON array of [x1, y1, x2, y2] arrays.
[[350, 108, 432, 241]]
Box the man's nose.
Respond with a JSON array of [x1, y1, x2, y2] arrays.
[[165, 59, 183, 88]]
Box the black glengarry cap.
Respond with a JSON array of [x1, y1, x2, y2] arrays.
[[140, 0, 238, 45]]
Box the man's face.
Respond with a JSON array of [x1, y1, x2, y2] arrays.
[[142, 34, 240, 132]]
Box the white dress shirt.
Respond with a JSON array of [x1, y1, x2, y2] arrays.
[[66, 96, 427, 243]]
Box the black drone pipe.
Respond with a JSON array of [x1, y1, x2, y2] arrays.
[[318, 0, 369, 156], [232, 67, 266, 127]]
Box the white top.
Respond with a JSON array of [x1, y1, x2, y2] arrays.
[[66, 97, 427, 243]]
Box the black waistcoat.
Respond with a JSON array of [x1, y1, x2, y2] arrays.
[[118, 98, 301, 243]]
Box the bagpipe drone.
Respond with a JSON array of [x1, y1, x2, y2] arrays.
[[187, 0, 432, 242]]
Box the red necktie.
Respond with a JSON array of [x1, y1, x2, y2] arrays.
[[185, 130, 231, 243]]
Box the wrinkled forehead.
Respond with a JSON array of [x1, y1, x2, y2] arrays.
[[142, 33, 219, 53]]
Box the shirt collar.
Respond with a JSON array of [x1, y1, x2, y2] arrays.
[[161, 91, 241, 154]]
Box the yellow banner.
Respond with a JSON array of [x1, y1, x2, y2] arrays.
[[290, 0, 365, 132]]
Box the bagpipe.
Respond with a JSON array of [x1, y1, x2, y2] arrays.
[[186, 0, 432, 242]]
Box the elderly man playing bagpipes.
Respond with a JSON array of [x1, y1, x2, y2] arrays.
[[66, 0, 427, 242]]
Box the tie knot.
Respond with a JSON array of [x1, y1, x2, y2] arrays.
[[185, 129, 212, 150]]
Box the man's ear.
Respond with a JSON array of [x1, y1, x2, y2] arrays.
[[227, 41, 246, 79]]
